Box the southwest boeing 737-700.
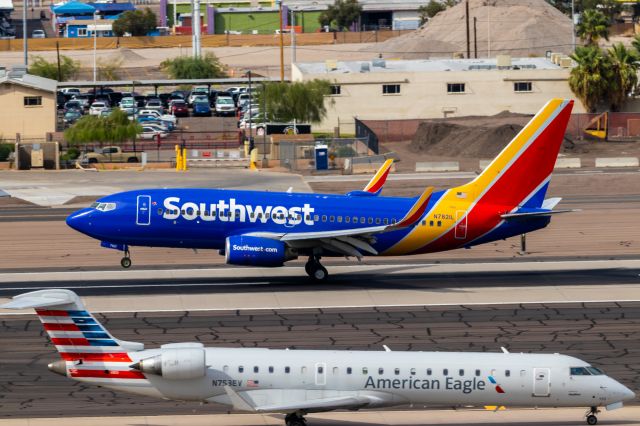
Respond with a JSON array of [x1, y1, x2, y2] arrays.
[[2, 289, 634, 425], [67, 98, 575, 280]]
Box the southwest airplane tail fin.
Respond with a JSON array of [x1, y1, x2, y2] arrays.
[[457, 98, 574, 210], [2, 290, 144, 381], [362, 158, 393, 194]]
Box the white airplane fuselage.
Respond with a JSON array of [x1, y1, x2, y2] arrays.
[[106, 347, 633, 411]]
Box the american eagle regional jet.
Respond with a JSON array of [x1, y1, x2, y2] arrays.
[[2, 289, 635, 426], [67, 99, 575, 280]]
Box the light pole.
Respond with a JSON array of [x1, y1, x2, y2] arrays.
[[571, 0, 576, 52], [247, 70, 252, 147], [23, 0, 27, 66], [291, 7, 296, 65], [192, 0, 201, 57], [277, 0, 284, 82], [93, 11, 98, 83]]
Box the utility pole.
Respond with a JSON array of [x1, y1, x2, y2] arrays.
[[465, 0, 470, 59], [23, 0, 27, 66], [473, 16, 477, 59], [93, 11, 98, 83], [571, 0, 576, 51], [291, 8, 296, 65], [56, 41, 61, 81], [278, 0, 284, 82], [192, 0, 201, 57]]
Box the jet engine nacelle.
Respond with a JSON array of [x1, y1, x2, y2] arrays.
[[225, 235, 297, 267], [135, 348, 206, 380]]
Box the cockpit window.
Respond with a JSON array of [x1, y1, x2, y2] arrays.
[[90, 202, 99, 208], [570, 367, 592, 376], [587, 367, 605, 375], [94, 202, 116, 212]]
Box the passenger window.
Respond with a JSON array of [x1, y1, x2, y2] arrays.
[[421, 220, 426, 226], [269, 366, 274, 373], [157, 208, 163, 215], [254, 366, 259, 373], [330, 216, 335, 222], [427, 368, 432, 375], [249, 213, 254, 218], [347, 367, 352, 374], [392, 218, 397, 224], [362, 367, 368, 374], [181, 209, 186, 214], [378, 368, 384, 375], [360, 217, 365, 224], [285, 366, 290, 374], [318, 366, 324, 374], [376, 218, 381, 224], [332, 367, 338, 375], [306, 215, 311, 221], [384, 218, 389, 225], [345, 216, 351, 223], [368, 217, 373, 224], [353, 216, 358, 223], [505, 370, 510, 377], [437, 221, 442, 227], [459, 369, 464, 376], [337, 216, 342, 223], [443, 369, 449, 376], [322, 215, 327, 222], [475, 369, 481, 377], [394, 368, 400, 375], [223, 365, 229, 373], [239, 366, 244, 373], [520, 370, 526, 377], [314, 215, 319, 221], [302, 366, 307, 374], [410, 368, 416, 375]]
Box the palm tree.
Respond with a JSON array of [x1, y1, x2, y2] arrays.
[[576, 9, 610, 46], [569, 45, 612, 112], [607, 43, 639, 111]]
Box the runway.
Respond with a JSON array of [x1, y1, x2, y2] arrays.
[[1, 301, 638, 419]]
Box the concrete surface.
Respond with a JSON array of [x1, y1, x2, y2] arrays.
[[1, 302, 638, 418], [554, 158, 582, 169], [1, 408, 640, 425], [415, 162, 460, 172], [595, 158, 640, 168]]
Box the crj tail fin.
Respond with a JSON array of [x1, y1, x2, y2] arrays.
[[461, 98, 573, 209], [2, 290, 144, 380]]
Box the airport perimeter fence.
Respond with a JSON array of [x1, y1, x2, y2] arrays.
[[0, 30, 411, 52], [358, 113, 640, 145], [277, 137, 371, 171]]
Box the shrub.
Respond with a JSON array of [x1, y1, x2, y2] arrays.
[[0, 144, 14, 161]]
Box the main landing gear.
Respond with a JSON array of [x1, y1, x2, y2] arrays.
[[120, 250, 132, 269], [284, 412, 306, 426], [585, 407, 600, 425], [305, 256, 328, 281]]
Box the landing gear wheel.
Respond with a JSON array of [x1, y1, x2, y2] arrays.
[[305, 257, 328, 282], [586, 415, 598, 425], [284, 413, 306, 426], [120, 251, 131, 269]]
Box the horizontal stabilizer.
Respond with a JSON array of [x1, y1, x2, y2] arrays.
[[501, 209, 578, 220]]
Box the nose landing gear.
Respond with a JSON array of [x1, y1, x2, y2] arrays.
[[284, 412, 306, 426], [585, 407, 600, 425], [304, 256, 328, 281], [120, 250, 132, 268]]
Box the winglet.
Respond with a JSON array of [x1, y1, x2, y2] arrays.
[[363, 159, 393, 194], [392, 187, 434, 229], [223, 386, 256, 412]]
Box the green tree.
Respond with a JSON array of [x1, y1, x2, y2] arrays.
[[256, 80, 332, 124], [318, 0, 362, 31], [607, 43, 639, 111], [112, 8, 157, 37], [97, 57, 123, 81], [28, 55, 79, 81], [569, 45, 612, 112], [576, 9, 610, 46], [65, 109, 141, 146], [418, 1, 445, 24], [160, 53, 227, 79]]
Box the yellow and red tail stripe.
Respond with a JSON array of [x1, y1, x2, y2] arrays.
[[385, 99, 574, 255], [393, 187, 434, 228], [363, 159, 393, 194]]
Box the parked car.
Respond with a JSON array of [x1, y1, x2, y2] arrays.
[[170, 100, 189, 117], [31, 29, 45, 38], [89, 101, 108, 116], [82, 146, 142, 164], [237, 93, 252, 110], [63, 100, 83, 114], [71, 93, 93, 110], [137, 116, 171, 131], [134, 95, 147, 108], [63, 110, 82, 125], [188, 87, 209, 106], [99, 108, 113, 117], [59, 87, 81, 95], [139, 126, 168, 140], [145, 98, 164, 113], [214, 96, 236, 117], [137, 109, 177, 126], [119, 97, 137, 114], [192, 101, 212, 117], [192, 95, 209, 104]]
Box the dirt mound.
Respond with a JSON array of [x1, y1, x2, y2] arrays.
[[411, 120, 524, 158], [367, 0, 572, 58]]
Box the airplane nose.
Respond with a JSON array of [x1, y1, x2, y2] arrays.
[[66, 208, 94, 235], [622, 386, 635, 402]]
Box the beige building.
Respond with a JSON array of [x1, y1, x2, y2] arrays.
[[292, 57, 585, 133], [0, 68, 57, 141]]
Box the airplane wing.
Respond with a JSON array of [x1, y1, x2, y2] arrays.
[[247, 187, 433, 259], [224, 386, 378, 413]]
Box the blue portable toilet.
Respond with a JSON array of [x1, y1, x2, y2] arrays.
[[315, 144, 328, 170]]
